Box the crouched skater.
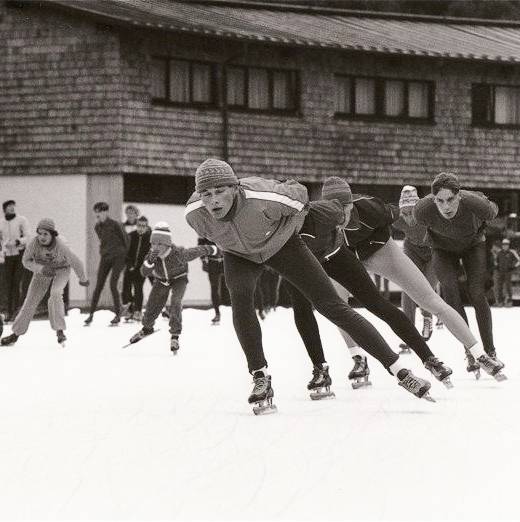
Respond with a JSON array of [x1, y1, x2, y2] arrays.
[[127, 222, 217, 353], [0, 218, 89, 347], [185, 159, 436, 415]]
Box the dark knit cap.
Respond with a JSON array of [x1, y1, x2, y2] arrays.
[[195, 159, 239, 193], [37, 218, 58, 237], [321, 177, 353, 205]]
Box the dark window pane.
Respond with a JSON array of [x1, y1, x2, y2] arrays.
[[151, 58, 167, 99], [249, 68, 269, 109], [169, 60, 190, 103], [385, 80, 405, 116], [472, 84, 492, 124], [335, 76, 351, 113], [192, 63, 212, 103], [227, 66, 246, 106], [273, 70, 291, 109]]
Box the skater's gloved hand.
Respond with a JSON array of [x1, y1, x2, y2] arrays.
[[79, 279, 90, 287], [41, 266, 56, 277], [146, 251, 159, 264]]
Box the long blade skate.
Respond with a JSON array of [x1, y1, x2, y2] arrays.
[[122, 329, 158, 348], [309, 386, 336, 400], [351, 376, 372, 390], [253, 397, 278, 415], [397, 369, 435, 402]]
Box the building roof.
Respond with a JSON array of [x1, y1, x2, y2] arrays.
[[45, 0, 520, 63]]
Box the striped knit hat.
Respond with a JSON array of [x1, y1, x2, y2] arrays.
[[37, 218, 58, 237], [150, 221, 172, 247], [321, 176, 353, 205], [399, 185, 420, 209], [195, 159, 239, 192]]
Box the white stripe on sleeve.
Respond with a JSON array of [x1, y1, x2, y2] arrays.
[[244, 189, 305, 211]]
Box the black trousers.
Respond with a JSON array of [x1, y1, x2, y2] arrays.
[[3, 253, 24, 318], [289, 244, 434, 364], [89, 255, 126, 315], [433, 242, 495, 354], [208, 261, 225, 314], [122, 268, 146, 312], [223, 235, 398, 373]]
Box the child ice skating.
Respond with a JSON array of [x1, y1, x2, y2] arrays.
[[0, 219, 89, 347], [128, 222, 217, 353]]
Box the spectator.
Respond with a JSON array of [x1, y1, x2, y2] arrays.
[[494, 238, 520, 307], [0, 200, 30, 322], [84, 202, 129, 326]]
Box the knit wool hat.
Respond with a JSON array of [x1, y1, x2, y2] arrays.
[[195, 159, 239, 192], [321, 177, 353, 205], [37, 218, 58, 237], [150, 221, 172, 247], [399, 185, 420, 209]]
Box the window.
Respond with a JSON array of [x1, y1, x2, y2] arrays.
[[472, 83, 520, 127], [335, 75, 434, 122], [151, 57, 217, 107], [226, 65, 299, 113]]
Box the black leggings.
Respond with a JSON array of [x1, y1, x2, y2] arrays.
[[433, 243, 495, 354], [223, 235, 399, 373], [89, 255, 126, 315], [289, 244, 435, 364]]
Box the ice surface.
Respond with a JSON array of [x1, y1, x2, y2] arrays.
[[0, 306, 517, 521]]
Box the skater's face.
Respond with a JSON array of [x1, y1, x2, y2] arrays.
[[37, 229, 53, 246], [125, 207, 138, 223], [94, 210, 108, 223], [342, 203, 354, 225], [502, 243, 510, 250], [199, 185, 237, 220], [400, 206, 417, 226], [433, 188, 460, 219], [4, 203, 15, 215], [136, 221, 148, 234], [150, 241, 169, 257]]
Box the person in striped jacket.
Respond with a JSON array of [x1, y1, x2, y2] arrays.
[[185, 158, 434, 414], [127, 222, 217, 353]]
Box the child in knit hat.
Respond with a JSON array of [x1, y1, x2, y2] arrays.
[[0, 218, 89, 347], [127, 221, 217, 353]]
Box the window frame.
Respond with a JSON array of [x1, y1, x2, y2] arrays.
[[472, 83, 520, 129], [334, 74, 435, 124], [225, 64, 300, 115], [151, 56, 218, 109]]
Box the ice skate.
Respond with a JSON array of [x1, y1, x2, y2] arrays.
[[248, 371, 277, 415], [211, 312, 221, 326], [121, 304, 133, 322], [125, 327, 154, 347], [422, 316, 433, 341], [396, 369, 435, 401], [170, 337, 179, 355], [109, 314, 121, 326], [465, 348, 481, 379], [398, 343, 412, 354], [424, 356, 453, 389], [83, 314, 93, 326], [56, 330, 66, 347], [307, 363, 335, 400], [435, 317, 444, 329], [477, 353, 507, 381], [132, 311, 143, 322], [1, 333, 19, 346], [348, 355, 372, 389]]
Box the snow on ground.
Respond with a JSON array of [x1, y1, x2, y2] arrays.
[[0, 306, 518, 521]]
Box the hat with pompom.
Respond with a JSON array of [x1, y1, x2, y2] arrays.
[[321, 176, 353, 205], [150, 221, 172, 246]]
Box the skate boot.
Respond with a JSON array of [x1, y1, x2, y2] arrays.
[[435, 317, 444, 329], [211, 312, 221, 326], [121, 304, 132, 322], [132, 311, 143, 322], [398, 343, 412, 354], [248, 370, 277, 415], [1, 333, 19, 346], [476, 353, 507, 381], [109, 314, 121, 326], [83, 314, 93, 326], [465, 348, 481, 379], [170, 336, 179, 355], [422, 316, 433, 341], [348, 355, 372, 389], [307, 363, 335, 400], [397, 369, 435, 401], [424, 356, 453, 388], [56, 330, 67, 347], [127, 327, 154, 346]]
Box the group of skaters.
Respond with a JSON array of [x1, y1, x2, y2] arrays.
[[0, 159, 510, 415]]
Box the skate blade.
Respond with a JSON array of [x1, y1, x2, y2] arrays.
[[399, 349, 412, 355], [494, 372, 507, 382], [171, 350, 179, 356], [309, 389, 336, 400], [253, 403, 277, 415], [474, 369, 481, 380], [422, 392, 436, 402], [58, 342, 66, 348], [351, 379, 372, 390], [442, 377, 454, 389]]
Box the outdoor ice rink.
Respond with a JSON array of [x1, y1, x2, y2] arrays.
[[0, 306, 517, 521]]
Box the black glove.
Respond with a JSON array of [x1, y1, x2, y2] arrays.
[[79, 280, 90, 287], [146, 251, 159, 264]]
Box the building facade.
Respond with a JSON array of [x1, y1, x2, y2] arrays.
[[2, 0, 520, 305]]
